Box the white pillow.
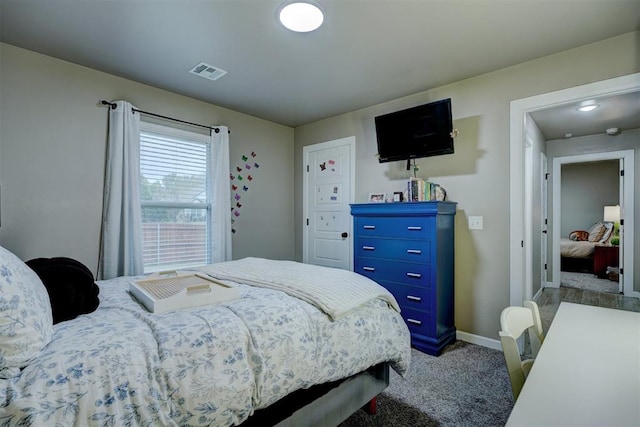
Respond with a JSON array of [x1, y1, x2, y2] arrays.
[[0, 245, 53, 378], [587, 222, 607, 242], [599, 222, 614, 243]]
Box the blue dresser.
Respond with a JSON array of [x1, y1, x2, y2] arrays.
[[351, 201, 456, 356]]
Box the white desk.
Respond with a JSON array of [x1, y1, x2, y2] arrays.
[[507, 302, 640, 426]]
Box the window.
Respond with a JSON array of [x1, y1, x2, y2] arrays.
[[139, 122, 212, 272]]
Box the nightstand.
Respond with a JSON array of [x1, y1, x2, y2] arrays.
[[593, 245, 619, 278]]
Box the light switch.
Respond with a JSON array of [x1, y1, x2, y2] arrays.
[[468, 216, 483, 230]]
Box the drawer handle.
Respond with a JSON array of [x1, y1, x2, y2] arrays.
[[407, 226, 422, 231], [362, 246, 375, 251], [406, 272, 422, 278], [406, 249, 422, 254], [363, 266, 375, 272], [406, 295, 422, 302], [407, 319, 422, 326], [363, 225, 376, 229]]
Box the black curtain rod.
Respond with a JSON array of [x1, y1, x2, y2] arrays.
[[100, 100, 229, 133]]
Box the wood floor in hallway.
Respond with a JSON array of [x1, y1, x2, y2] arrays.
[[535, 287, 640, 334]]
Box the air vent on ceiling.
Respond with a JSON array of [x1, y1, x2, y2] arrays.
[[189, 62, 227, 81]]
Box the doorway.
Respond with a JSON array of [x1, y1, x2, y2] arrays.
[[509, 73, 640, 306], [553, 157, 624, 294]]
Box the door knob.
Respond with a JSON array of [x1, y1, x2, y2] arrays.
[[341, 232, 348, 238]]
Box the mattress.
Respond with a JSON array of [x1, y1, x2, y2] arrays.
[[560, 238, 596, 259]]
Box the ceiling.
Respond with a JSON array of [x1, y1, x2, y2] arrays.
[[1, 0, 639, 133], [530, 91, 640, 140]]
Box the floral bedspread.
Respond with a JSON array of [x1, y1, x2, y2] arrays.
[[0, 272, 410, 426]]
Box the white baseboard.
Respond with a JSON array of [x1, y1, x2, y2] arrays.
[[456, 330, 502, 351], [533, 286, 544, 301]]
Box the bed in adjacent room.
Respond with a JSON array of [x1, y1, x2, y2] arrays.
[[560, 222, 613, 273], [0, 249, 410, 426]]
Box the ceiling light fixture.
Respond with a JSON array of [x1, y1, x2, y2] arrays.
[[577, 104, 599, 112], [278, 1, 324, 32]]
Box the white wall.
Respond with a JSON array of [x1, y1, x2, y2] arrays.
[[560, 161, 619, 235], [293, 32, 639, 340], [0, 43, 295, 273]]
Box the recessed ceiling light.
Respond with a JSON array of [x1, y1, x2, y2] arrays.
[[577, 104, 599, 112], [278, 1, 324, 32]]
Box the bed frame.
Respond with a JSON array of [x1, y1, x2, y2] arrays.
[[561, 256, 594, 274], [242, 363, 389, 426]]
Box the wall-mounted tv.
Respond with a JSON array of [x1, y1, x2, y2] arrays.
[[375, 98, 454, 163]]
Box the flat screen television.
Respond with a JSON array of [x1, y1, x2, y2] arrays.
[[375, 98, 454, 163]]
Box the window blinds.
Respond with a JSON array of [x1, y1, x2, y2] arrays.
[[139, 125, 211, 272]]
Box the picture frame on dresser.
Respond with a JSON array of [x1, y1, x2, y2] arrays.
[[368, 193, 386, 203], [351, 201, 457, 356]]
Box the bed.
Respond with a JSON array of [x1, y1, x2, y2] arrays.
[[0, 249, 411, 426], [560, 222, 613, 273]]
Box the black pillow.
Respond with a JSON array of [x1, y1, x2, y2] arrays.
[[26, 257, 100, 324]]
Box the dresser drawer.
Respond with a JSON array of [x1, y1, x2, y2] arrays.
[[355, 237, 431, 262], [355, 258, 430, 285], [380, 280, 431, 310], [354, 216, 435, 238], [400, 306, 433, 336]]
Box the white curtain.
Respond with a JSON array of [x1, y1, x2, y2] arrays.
[[209, 126, 232, 263], [98, 101, 144, 279]]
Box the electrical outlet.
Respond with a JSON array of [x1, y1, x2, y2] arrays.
[[468, 216, 483, 230]]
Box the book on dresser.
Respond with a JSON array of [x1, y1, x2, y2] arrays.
[[350, 201, 457, 356], [406, 178, 446, 202]]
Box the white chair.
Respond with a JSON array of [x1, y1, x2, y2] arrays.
[[499, 300, 544, 400]]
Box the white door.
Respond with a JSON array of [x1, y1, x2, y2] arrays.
[[303, 137, 355, 270], [541, 153, 548, 287], [524, 143, 533, 300], [617, 157, 624, 294]]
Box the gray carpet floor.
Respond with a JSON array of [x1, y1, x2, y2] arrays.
[[560, 271, 619, 293], [340, 341, 513, 426]]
